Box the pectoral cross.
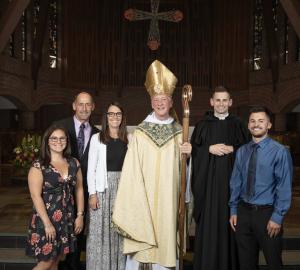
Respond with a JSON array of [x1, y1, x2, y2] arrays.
[[124, 0, 183, 50]]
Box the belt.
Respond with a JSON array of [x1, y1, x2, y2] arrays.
[[240, 201, 273, 210]]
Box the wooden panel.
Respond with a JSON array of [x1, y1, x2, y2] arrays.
[[211, 0, 251, 90], [188, 0, 212, 88], [121, 1, 187, 87], [62, 0, 251, 92], [62, 0, 98, 88], [97, 0, 122, 89]]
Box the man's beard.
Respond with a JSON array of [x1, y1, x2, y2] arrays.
[[251, 128, 267, 138]]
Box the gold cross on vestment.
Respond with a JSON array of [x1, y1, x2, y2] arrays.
[[124, 0, 183, 50]]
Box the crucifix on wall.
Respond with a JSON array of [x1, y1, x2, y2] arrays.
[[124, 0, 183, 50]]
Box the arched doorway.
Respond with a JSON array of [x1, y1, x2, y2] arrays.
[[0, 96, 19, 130]]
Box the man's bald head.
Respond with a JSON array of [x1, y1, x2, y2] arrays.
[[72, 91, 95, 122]]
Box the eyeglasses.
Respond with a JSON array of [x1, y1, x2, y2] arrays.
[[106, 112, 122, 118], [49, 137, 67, 143]]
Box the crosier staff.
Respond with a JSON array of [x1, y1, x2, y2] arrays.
[[179, 84, 192, 270]]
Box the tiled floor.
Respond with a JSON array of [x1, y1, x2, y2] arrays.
[[0, 182, 300, 268], [0, 182, 299, 236], [0, 186, 32, 234]]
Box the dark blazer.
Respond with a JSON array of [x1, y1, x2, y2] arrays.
[[55, 117, 99, 199]]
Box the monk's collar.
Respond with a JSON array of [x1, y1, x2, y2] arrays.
[[214, 112, 229, 120]]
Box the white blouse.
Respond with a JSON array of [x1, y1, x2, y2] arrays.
[[87, 133, 108, 195]]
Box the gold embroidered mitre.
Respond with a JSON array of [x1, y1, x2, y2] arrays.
[[145, 60, 178, 97]]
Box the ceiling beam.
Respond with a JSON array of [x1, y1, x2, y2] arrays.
[[0, 0, 31, 54], [280, 0, 300, 39]]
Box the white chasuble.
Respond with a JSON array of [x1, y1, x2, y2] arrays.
[[112, 120, 182, 267]]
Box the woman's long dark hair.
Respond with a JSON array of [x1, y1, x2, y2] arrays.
[[39, 124, 71, 167], [99, 102, 128, 144]]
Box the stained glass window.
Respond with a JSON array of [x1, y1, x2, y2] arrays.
[[253, 0, 263, 70], [49, 0, 58, 69], [21, 11, 27, 62], [283, 16, 289, 64], [272, 0, 278, 32], [9, 35, 14, 57], [252, 0, 298, 69], [33, 0, 40, 40], [5, 0, 60, 69]]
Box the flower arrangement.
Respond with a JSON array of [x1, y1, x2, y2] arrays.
[[13, 134, 41, 174]]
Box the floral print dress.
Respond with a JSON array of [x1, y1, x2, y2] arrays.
[[26, 158, 79, 261]]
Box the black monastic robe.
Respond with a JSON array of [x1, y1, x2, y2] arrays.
[[191, 112, 249, 270]]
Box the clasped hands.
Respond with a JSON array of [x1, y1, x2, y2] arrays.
[[209, 144, 233, 156]]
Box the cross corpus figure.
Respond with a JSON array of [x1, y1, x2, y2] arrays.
[[124, 0, 183, 50]]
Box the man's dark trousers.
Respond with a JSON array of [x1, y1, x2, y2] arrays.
[[235, 202, 283, 270]]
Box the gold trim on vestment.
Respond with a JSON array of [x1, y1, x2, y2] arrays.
[[137, 121, 182, 148]]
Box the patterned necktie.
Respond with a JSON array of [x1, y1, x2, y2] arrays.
[[246, 143, 259, 199], [77, 123, 85, 159]]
